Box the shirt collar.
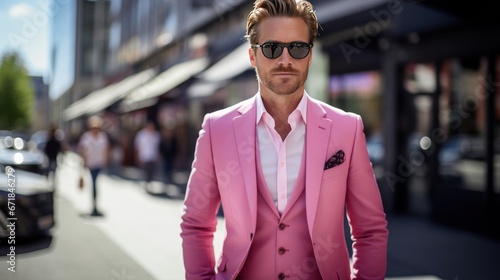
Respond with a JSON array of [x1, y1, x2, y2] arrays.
[[256, 91, 308, 125]]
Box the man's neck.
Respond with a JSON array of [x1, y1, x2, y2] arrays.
[[260, 88, 304, 140], [260, 89, 303, 119]]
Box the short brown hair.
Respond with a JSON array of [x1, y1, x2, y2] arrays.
[[245, 0, 318, 45]]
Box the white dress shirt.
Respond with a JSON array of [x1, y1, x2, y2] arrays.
[[256, 92, 307, 214]]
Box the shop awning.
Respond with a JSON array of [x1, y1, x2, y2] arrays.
[[120, 56, 209, 112], [315, 0, 389, 24], [188, 43, 252, 98], [63, 68, 156, 121]]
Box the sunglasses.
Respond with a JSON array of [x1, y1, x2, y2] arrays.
[[252, 42, 313, 59]]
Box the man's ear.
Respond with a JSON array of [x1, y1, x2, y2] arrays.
[[249, 47, 257, 68]]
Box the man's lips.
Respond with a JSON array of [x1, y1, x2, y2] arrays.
[[273, 71, 297, 76]]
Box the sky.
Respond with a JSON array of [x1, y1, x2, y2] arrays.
[[0, 0, 51, 80]]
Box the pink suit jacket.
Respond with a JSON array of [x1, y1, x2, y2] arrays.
[[181, 94, 388, 280]]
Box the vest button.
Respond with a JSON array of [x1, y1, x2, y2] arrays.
[[279, 223, 287, 230], [278, 272, 286, 280], [278, 247, 287, 255]]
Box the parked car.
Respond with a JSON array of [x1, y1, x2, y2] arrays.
[[0, 164, 55, 239], [0, 132, 47, 175]]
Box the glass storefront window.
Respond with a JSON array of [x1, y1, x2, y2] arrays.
[[397, 58, 500, 220]]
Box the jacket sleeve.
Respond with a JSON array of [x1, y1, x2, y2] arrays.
[[180, 114, 221, 280], [346, 115, 389, 280]]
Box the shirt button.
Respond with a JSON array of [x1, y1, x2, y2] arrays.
[[279, 223, 287, 230], [278, 273, 286, 280], [278, 247, 287, 255]]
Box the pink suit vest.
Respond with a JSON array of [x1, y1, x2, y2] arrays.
[[237, 148, 324, 280]]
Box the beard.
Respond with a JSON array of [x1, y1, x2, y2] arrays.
[[256, 65, 308, 96]]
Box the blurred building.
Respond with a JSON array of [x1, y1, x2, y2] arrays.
[[50, 0, 110, 145], [30, 76, 50, 132], [50, 0, 500, 238]]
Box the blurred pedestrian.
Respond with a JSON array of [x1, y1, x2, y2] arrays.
[[159, 125, 177, 184], [78, 115, 110, 216], [134, 120, 161, 188], [43, 124, 64, 186], [180, 0, 388, 279]]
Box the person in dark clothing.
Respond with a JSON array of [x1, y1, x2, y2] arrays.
[[43, 126, 63, 185], [159, 125, 177, 184]]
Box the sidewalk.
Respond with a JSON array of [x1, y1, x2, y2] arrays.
[[0, 196, 155, 280], [386, 213, 500, 280]]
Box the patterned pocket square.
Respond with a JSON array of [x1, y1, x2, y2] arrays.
[[324, 150, 345, 170]]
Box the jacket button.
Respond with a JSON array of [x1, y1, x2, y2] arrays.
[[279, 223, 287, 230], [278, 247, 286, 255], [278, 272, 286, 280]]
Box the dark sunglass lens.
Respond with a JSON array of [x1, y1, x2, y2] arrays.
[[262, 43, 282, 59], [289, 43, 310, 59]]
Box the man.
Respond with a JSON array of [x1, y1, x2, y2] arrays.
[[43, 125, 63, 183], [159, 125, 177, 184], [181, 0, 388, 279], [134, 121, 161, 188], [78, 116, 109, 216]]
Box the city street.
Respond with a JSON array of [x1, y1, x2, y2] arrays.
[[1, 152, 499, 280], [1, 0, 500, 279]]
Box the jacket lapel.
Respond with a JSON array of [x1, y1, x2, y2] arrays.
[[232, 95, 333, 233], [305, 97, 332, 235], [233, 96, 258, 230]]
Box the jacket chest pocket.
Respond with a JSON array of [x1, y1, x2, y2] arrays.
[[321, 165, 347, 183]]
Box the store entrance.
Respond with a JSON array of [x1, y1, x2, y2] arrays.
[[402, 58, 500, 237]]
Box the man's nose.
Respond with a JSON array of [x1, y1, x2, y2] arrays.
[[277, 47, 293, 64]]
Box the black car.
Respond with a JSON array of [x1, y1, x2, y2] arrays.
[[0, 165, 55, 239]]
